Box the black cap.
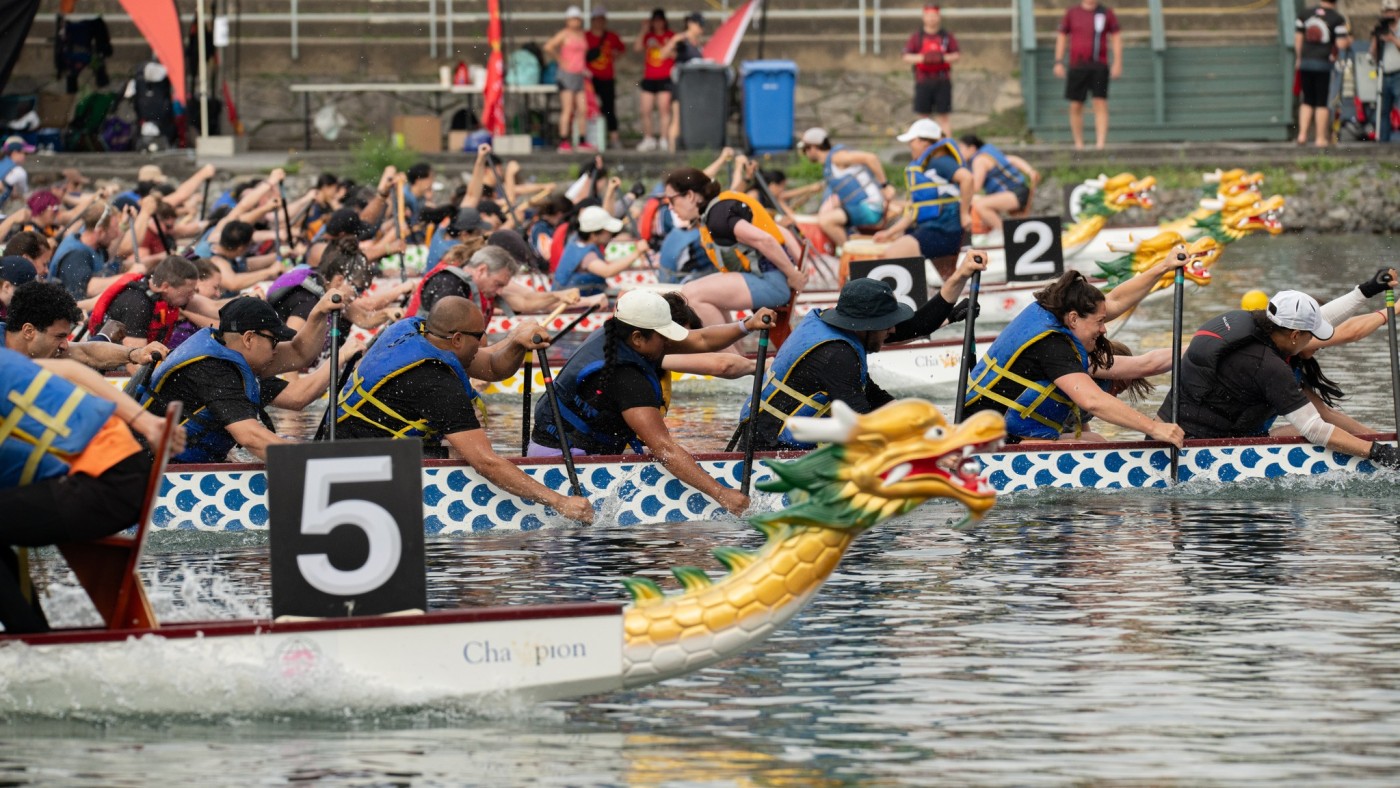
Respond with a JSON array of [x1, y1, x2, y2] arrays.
[[0, 256, 37, 287], [219, 297, 297, 341], [326, 208, 372, 239], [650, 7, 667, 20], [684, 11, 705, 28], [487, 228, 543, 270], [820, 278, 914, 332], [450, 206, 486, 233]]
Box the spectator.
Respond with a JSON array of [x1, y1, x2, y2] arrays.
[[0, 137, 34, 208], [586, 7, 625, 150], [1295, 1, 1350, 147], [545, 6, 594, 152], [1371, 0, 1400, 143], [902, 4, 960, 134], [1053, 0, 1122, 150], [662, 12, 706, 152], [634, 8, 676, 152]]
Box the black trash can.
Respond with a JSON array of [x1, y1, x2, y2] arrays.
[[675, 61, 730, 150]]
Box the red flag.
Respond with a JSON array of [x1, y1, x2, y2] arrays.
[[118, 0, 185, 104], [702, 0, 761, 67], [481, 0, 506, 136]]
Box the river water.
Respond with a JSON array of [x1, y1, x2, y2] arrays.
[[4, 233, 1400, 784]]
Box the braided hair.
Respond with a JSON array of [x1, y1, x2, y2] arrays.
[[594, 317, 656, 396]]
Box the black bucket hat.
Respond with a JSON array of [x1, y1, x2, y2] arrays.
[[820, 277, 913, 332]]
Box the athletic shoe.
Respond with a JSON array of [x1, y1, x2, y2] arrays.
[[577, 142, 596, 152], [557, 141, 574, 152], [658, 138, 670, 152], [636, 136, 657, 151]]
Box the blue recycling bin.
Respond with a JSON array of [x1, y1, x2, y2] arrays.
[[740, 60, 798, 155]]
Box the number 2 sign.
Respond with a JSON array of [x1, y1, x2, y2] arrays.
[[1003, 216, 1064, 282], [268, 439, 426, 619]]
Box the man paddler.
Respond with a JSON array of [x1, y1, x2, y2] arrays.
[[140, 294, 351, 463], [874, 118, 972, 277], [406, 232, 583, 322], [963, 259, 1191, 446], [742, 250, 985, 452], [85, 255, 211, 351], [798, 127, 896, 248], [3, 281, 168, 371], [1159, 290, 1400, 468], [334, 297, 593, 522], [0, 347, 185, 633]]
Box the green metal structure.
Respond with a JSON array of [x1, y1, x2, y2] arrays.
[[1019, 0, 1299, 142]]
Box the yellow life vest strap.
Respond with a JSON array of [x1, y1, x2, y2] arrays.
[[1, 370, 85, 485], [336, 362, 436, 438], [965, 330, 1083, 436]]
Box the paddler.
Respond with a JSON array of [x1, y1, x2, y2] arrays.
[[873, 118, 973, 277], [139, 294, 352, 463], [552, 206, 650, 297], [663, 167, 808, 328], [956, 134, 1038, 244], [84, 255, 210, 350], [3, 281, 168, 371], [529, 290, 776, 516], [269, 236, 409, 344], [963, 257, 1192, 446], [1159, 289, 1400, 468], [0, 347, 185, 632], [407, 232, 586, 322], [798, 127, 896, 247], [742, 249, 986, 452], [334, 297, 592, 522]]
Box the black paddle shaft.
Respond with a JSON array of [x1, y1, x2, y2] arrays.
[[521, 358, 533, 457], [1169, 262, 1186, 482], [1387, 287, 1400, 437], [327, 294, 343, 441], [121, 351, 163, 398], [740, 317, 773, 497], [953, 261, 983, 423], [534, 338, 582, 497]]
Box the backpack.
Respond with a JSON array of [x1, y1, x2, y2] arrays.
[[506, 48, 542, 86]]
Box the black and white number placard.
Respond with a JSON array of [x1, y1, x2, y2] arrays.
[[268, 439, 426, 619], [1003, 216, 1064, 282], [848, 257, 928, 310]]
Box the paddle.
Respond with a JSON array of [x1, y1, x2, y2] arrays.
[[519, 302, 572, 457], [327, 294, 343, 442], [953, 252, 984, 423], [533, 336, 583, 497], [740, 315, 773, 497], [278, 183, 297, 265], [121, 350, 163, 398], [199, 177, 211, 222], [395, 180, 409, 281], [549, 302, 602, 345], [1169, 260, 1186, 483], [1387, 284, 1400, 438]]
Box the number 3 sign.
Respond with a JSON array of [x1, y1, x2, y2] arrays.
[[268, 439, 426, 619], [848, 257, 929, 309], [1003, 216, 1064, 282]]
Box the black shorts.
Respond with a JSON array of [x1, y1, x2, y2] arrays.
[[913, 78, 952, 115], [1065, 65, 1110, 102], [640, 78, 673, 94], [1009, 183, 1031, 211], [1298, 69, 1332, 108]]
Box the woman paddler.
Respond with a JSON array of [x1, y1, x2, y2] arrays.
[[963, 258, 1190, 447], [528, 289, 774, 516], [662, 167, 808, 328]]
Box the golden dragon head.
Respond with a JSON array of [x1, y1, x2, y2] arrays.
[[1148, 236, 1222, 292], [1204, 168, 1264, 198], [1103, 173, 1157, 212], [1199, 193, 1285, 241]]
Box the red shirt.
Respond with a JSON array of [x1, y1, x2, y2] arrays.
[[586, 30, 625, 80], [1058, 4, 1119, 67], [904, 28, 959, 81], [642, 31, 675, 81]]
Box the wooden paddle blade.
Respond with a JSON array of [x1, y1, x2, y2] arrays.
[[58, 540, 157, 630]]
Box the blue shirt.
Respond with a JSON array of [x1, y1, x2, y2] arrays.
[[51, 236, 109, 299]]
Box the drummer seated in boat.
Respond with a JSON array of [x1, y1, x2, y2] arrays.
[[742, 250, 986, 453], [1159, 289, 1400, 468], [2, 281, 168, 372], [873, 119, 972, 278], [0, 347, 185, 633], [963, 265, 1189, 447], [956, 134, 1038, 244], [140, 294, 352, 463], [529, 290, 776, 516], [553, 206, 650, 298], [335, 297, 593, 522], [798, 128, 895, 248]]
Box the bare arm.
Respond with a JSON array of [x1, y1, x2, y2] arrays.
[[266, 287, 350, 375], [1105, 252, 1187, 320], [1090, 349, 1172, 380], [733, 220, 798, 278], [269, 361, 335, 410], [623, 406, 748, 514], [669, 309, 774, 353], [212, 256, 280, 293], [465, 323, 546, 381], [164, 165, 217, 207], [499, 283, 579, 314], [703, 148, 735, 180], [1311, 389, 1375, 436], [225, 418, 289, 461], [447, 429, 592, 521], [579, 243, 649, 279], [1055, 371, 1184, 447], [661, 352, 754, 379], [33, 357, 181, 450]]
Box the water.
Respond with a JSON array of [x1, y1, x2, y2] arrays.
[[5, 234, 1400, 784]]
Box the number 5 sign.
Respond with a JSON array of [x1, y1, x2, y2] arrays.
[[1003, 216, 1064, 282], [268, 439, 426, 619]]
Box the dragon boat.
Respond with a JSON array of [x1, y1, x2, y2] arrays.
[[150, 401, 1396, 534], [0, 400, 1003, 712]]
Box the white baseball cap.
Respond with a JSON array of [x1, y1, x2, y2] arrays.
[[565, 5, 583, 19], [578, 205, 623, 234], [1267, 290, 1334, 341], [799, 127, 828, 148], [1384, 0, 1399, 12], [896, 118, 945, 142], [615, 290, 689, 341]]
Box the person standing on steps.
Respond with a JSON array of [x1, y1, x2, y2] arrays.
[[1294, 0, 1351, 147], [1053, 0, 1122, 150], [634, 9, 676, 152], [902, 4, 960, 135], [1370, 0, 1399, 143], [586, 6, 626, 150], [545, 6, 594, 152]]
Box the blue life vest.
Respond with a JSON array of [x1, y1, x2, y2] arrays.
[[823, 145, 884, 217], [190, 227, 216, 259], [425, 229, 459, 269], [905, 138, 964, 227], [977, 142, 1027, 196], [965, 302, 1091, 440], [0, 158, 16, 205], [0, 347, 115, 488], [335, 317, 479, 439], [537, 327, 663, 455], [739, 310, 866, 449], [553, 241, 607, 296], [657, 227, 703, 284], [142, 328, 262, 463]]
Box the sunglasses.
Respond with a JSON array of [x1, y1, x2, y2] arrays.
[[427, 327, 486, 342], [253, 331, 283, 350]]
